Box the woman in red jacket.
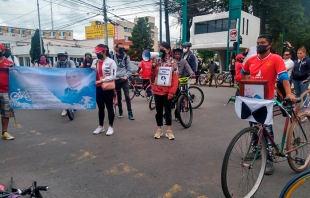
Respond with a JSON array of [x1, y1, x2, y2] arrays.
[[150, 42, 179, 140]]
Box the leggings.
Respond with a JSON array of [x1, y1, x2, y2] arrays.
[[96, 87, 114, 127], [154, 94, 172, 126]]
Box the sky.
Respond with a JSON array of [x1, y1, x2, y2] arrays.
[[0, 0, 181, 42]]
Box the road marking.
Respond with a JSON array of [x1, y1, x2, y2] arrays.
[[105, 163, 138, 175], [72, 150, 97, 164], [30, 130, 41, 135], [43, 167, 60, 175], [160, 184, 207, 198]]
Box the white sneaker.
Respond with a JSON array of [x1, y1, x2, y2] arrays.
[[93, 126, 104, 135], [106, 126, 114, 136], [61, 110, 67, 116]]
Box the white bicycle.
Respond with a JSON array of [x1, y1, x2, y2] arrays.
[[10, 89, 33, 101]]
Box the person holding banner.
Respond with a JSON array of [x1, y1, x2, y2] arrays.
[[92, 44, 117, 136], [34, 54, 52, 68], [150, 42, 178, 140], [0, 43, 14, 140]]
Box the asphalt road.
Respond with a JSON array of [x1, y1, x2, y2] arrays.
[[1, 86, 308, 198]]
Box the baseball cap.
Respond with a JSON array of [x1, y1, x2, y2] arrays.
[[0, 43, 5, 51]]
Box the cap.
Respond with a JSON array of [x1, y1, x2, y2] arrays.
[[173, 48, 182, 53], [160, 42, 171, 49], [94, 46, 107, 53], [236, 54, 245, 60], [0, 43, 5, 51]]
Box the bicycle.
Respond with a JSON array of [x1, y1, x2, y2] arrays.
[[221, 96, 310, 198], [126, 75, 153, 102], [279, 169, 310, 198], [216, 71, 232, 87], [198, 71, 218, 88], [0, 177, 48, 198], [10, 89, 32, 101]]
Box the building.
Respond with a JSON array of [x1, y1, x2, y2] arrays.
[[190, 11, 260, 71]]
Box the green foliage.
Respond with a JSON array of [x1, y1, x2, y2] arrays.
[[197, 50, 215, 63], [128, 17, 154, 61], [29, 29, 45, 64]]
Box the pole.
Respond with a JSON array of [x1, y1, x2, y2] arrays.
[[37, 0, 43, 54], [159, 0, 162, 44], [182, 0, 187, 43], [50, 0, 54, 30], [103, 0, 108, 46], [281, 27, 285, 55], [164, 0, 170, 44]]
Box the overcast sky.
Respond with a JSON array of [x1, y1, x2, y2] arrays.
[[0, 0, 181, 43]]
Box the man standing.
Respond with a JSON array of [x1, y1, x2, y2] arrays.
[[0, 43, 15, 140], [282, 50, 294, 80], [182, 42, 197, 73], [207, 58, 218, 87], [4, 47, 20, 66], [113, 43, 134, 120], [195, 57, 203, 84], [137, 59, 152, 99]]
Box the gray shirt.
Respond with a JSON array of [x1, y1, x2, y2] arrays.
[[178, 59, 194, 78], [112, 53, 132, 80], [53, 60, 76, 68], [208, 62, 218, 74]]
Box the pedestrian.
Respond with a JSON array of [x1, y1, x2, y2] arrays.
[[150, 42, 178, 140], [207, 58, 218, 87], [80, 52, 93, 68], [182, 42, 197, 73], [34, 54, 52, 67], [234, 54, 245, 96], [4, 47, 20, 66], [112, 42, 134, 120], [195, 57, 203, 84], [92, 44, 117, 136], [229, 59, 236, 87], [0, 43, 15, 140], [137, 59, 152, 99]]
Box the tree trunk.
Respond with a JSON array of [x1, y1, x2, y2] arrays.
[[164, 0, 170, 44]]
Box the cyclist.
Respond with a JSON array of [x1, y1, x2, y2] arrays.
[[53, 50, 76, 116], [241, 34, 296, 175], [34, 54, 51, 68], [182, 42, 197, 73], [137, 59, 152, 99], [79, 52, 93, 68]]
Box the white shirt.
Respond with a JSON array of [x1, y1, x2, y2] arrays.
[[283, 58, 294, 77], [6, 55, 20, 66], [92, 58, 117, 82]]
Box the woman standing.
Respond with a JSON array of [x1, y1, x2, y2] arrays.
[[34, 54, 51, 67], [91, 44, 117, 136], [292, 47, 310, 103], [80, 52, 93, 68], [150, 42, 178, 140], [229, 59, 236, 87]]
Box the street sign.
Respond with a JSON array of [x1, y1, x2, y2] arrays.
[[85, 23, 114, 39], [229, 29, 238, 41]]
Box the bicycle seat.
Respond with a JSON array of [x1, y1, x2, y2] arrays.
[[178, 77, 189, 85]]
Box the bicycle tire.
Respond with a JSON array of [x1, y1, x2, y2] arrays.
[[10, 92, 20, 100], [286, 112, 310, 172], [149, 94, 156, 110], [176, 95, 193, 128], [144, 84, 153, 102], [188, 86, 204, 109], [121, 83, 136, 102], [25, 92, 33, 101], [221, 127, 267, 198], [295, 89, 310, 114], [217, 74, 224, 85], [67, 109, 74, 121], [199, 75, 206, 86], [279, 169, 310, 198]]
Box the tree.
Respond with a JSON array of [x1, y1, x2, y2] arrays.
[[197, 50, 215, 63], [128, 17, 154, 61], [29, 29, 45, 64]]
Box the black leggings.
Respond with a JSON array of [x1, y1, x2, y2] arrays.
[[230, 70, 235, 85], [155, 94, 172, 126], [96, 87, 114, 127]]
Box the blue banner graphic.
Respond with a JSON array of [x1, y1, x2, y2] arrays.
[[9, 67, 96, 109]]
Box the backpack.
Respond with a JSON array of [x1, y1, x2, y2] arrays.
[[111, 54, 128, 69]]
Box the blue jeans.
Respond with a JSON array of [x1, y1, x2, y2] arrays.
[[293, 80, 309, 106]]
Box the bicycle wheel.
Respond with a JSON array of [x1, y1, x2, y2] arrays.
[[24, 92, 33, 101], [279, 170, 310, 198], [286, 112, 310, 172], [217, 74, 224, 84], [199, 75, 206, 86], [295, 90, 310, 114], [176, 95, 193, 128], [10, 92, 20, 100], [121, 83, 135, 102], [221, 127, 267, 198], [67, 109, 74, 121], [149, 94, 156, 110], [188, 86, 204, 109], [144, 84, 152, 102]]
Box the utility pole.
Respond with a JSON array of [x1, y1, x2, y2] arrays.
[[50, 0, 54, 30], [37, 0, 43, 54], [159, 0, 162, 44], [103, 0, 108, 46], [164, 0, 170, 44]]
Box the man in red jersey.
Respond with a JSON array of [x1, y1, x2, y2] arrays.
[[241, 34, 296, 175], [0, 43, 14, 140], [137, 60, 153, 99]]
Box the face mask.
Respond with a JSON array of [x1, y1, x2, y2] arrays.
[[160, 49, 166, 57], [96, 53, 103, 59], [40, 58, 47, 64], [118, 48, 124, 54], [0, 52, 3, 57], [183, 48, 188, 53], [257, 45, 268, 54], [4, 51, 11, 58], [211, 61, 214, 63]]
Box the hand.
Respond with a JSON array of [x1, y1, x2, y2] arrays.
[[90, 66, 96, 70], [95, 80, 101, 84], [287, 42, 292, 48], [121, 76, 127, 81], [246, 48, 250, 52], [287, 93, 296, 103], [168, 94, 173, 100], [190, 73, 196, 78]]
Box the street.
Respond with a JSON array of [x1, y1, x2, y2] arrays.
[[1, 86, 307, 198]]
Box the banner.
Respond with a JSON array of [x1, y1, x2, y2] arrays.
[[9, 67, 96, 110]]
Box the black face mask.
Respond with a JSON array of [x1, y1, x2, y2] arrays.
[[160, 49, 166, 57], [257, 45, 269, 54], [118, 48, 124, 54], [211, 61, 214, 64], [0, 52, 3, 57], [96, 53, 104, 59]]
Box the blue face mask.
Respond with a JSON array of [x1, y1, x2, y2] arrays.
[[4, 51, 11, 58]]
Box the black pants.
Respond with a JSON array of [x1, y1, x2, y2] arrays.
[[209, 73, 215, 86], [96, 87, 114, 126], [142, 79, 152, 97], [155, 94, 172, 126], [195, 70, 201, 83], [115, 79, 132, 114], [230, 70, 235, 85]]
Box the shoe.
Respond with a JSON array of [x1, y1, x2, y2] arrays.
[[61, 110, 67, 116], [147, 96, 152, 101], [265, 159, 274, 175], [1, 132, 14, 140], [106, 126, 114, 136], [154, 129, 163, 139], [93, 126, 104, 135], [118, 113, 123, 118], [166, 130, 175, 140], [128, 113, 135, 120], [244, 151, 261, 161], [175, 118, 180, 123]]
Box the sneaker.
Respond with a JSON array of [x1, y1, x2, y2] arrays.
[[61, 110, 67, 116], [93, 126, 104, 135], [118, 113, 123, 118], [147, 96, 152, 101], [154, 129, 163, 139], [166, 130, 175, 140], [175, 117, 180, 123], [244, 151, 262, 161], [106, 126, 114, 136], [128, 113, 135, 120], [1, 132, 14, 140], [265, 159, 274, 175]]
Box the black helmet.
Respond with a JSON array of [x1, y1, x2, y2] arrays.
[[182, 42, 192, 48], [57, 50, 68, 64], [173, 47, 182, 53]]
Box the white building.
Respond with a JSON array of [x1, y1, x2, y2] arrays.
[[190, 11, 260, 71]]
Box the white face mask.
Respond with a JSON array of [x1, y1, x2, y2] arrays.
[[183, 48, 188, 53]]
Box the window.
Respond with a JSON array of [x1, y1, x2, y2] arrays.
[[230, 19, 237, 29], [124, 28, 132, 33], [194, 18, 232, 34], [125, 36, 131, 41], [150, 32, 154, 38], [149, 22, 154, 29], [242, 18, 245, 34], [246, 19, 249, 35]]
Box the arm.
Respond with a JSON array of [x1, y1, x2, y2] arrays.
[[53, 62, 57, 68], [168, 73, 179, 100], [103, 60, 117, 82], [79, 63, 84, 68], [14, 56, 20, 66], [189, 54, 196, 71], [241, 58, 251, 80], [182, 59, 194, 76], [125, 55, 132, 79], [70, 60, 76, 68]]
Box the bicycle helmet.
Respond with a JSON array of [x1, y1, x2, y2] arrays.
[[57, 50, 68, 64], [85, 52, 92, 57], [235, 54, 245, 61], [182, 42, 192, 48]]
